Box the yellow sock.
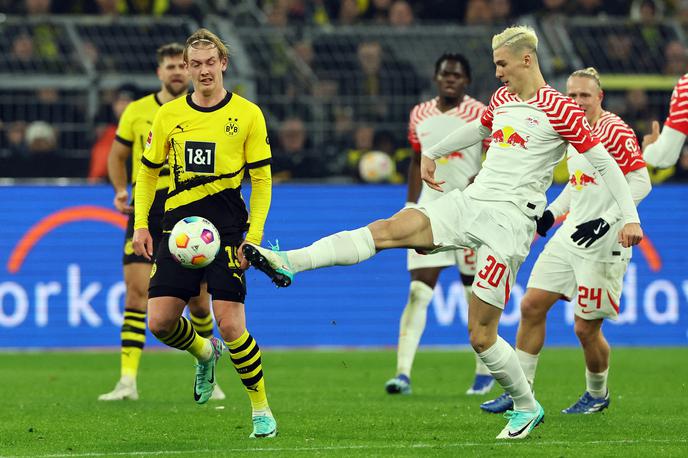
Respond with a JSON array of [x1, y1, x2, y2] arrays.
[[157, 316, 211, 360], [190, 312, 214, 338], [226, 330, 269, 412], [121, 309, 146, 379]]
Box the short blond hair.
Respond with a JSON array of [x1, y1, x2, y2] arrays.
[[569, 67, 602, 90], [492, 25, 538, 53], [184, 28, 229, 62]]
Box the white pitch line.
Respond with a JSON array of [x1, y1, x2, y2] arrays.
[[2, 438, 686, 458]]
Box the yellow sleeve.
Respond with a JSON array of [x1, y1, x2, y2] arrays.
[[115, 102, 135, 145], [134, 110, 167, 229], [244, 107, 272, 244]]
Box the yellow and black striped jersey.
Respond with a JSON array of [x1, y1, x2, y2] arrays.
[[135, 91, 272, 244], [115, 93, 170, 191]]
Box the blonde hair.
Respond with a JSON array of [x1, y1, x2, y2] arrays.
[[569, 67, 602, 90], [492, 25, 538, 53], [184, 28, 229, 62]]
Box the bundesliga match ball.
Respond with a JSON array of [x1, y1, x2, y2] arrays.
[[168, 216, 221, 269], [358, 150, 395, 183]]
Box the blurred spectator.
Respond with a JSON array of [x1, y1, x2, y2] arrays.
[[664, 40, 688, 75], [491, 0, 514, 24], [95, 0, 121, 16], [389, 1, 414, 27], [370, 129, 411, 183], [22, 0, 52, 14], [25, 121, 57, 155], [264, 0, 289, 27], [619, 88, 661, 137], [346, 124, 375, 179], [88, 87, 135, 182], [165, 0, 205, 23], [464, 0, 493, 25], [4, 121, 28, 157], [604, 33, 634, 71], [272, 117, 324, 181], [536, 0, 568, 19], [342, 40, 421, 122], [364, 0, 393, 23], [11, 33, 39, 72], [631, 0, 665, 21], [338, 0, 362, 25]]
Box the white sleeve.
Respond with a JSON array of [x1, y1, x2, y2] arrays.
[[546, 184, 573, 218], [422, 119, 490, 160], [600, 167, 652, 225], [580, 143, 640, 224], [643, 125, 687, 168]]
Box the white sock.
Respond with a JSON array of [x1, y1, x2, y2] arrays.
[[586, 368, 608, 398], [396, 281, 434, 377], [478, 336, 537, 412], [286, 227, 376, 273], [474, 352, 491, 375], [516, 348, 539, 388]]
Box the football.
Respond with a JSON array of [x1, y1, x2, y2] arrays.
[[168, 216, 221, 269], [358, 150, 395, 183]]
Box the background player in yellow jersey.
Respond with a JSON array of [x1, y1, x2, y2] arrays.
[[132, 29, 276, 438], [100, 43, 224, 402]]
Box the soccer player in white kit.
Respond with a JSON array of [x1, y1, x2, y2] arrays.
[[480, 67, 651, 415], [384, 52, 495, 397], [643, 73, 688, 168], [242, 26, 643, 439]]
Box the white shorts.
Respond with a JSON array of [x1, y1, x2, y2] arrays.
[[527, 239, 628, 320], [407, 247, 477, 276], [416, 189, 535, 309]]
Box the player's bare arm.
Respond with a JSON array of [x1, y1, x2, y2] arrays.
[[108, 140, 134, 214], [642, 121, 661, 151]]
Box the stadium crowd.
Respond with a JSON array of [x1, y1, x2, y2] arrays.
[[1, 0, 688, 182]]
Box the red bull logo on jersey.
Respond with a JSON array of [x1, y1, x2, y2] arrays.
[[569, 170, 598, 190], [437, 151, 464, 164], [492, 126, 529, 149]]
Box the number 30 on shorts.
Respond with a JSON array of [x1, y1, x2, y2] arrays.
[[477, 255, 507, 287]]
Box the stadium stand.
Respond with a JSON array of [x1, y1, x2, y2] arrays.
[[0, 1, 686, 180]]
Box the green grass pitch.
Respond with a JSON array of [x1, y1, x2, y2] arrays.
[[1, 348, 687, 457]]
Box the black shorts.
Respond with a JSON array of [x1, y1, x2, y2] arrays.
[[123, 190, 167, 265], [148, 234, 246, 303]]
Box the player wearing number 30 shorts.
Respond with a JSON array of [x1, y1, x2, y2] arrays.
[[481, 67, 651, 416]]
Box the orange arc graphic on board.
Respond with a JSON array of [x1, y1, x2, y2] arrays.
[[532, 215, 662, 272], [7, 205, 127, 274]]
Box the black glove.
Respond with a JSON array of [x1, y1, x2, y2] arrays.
[[571, 218, 610, 248], [535, 210, 555, 237]]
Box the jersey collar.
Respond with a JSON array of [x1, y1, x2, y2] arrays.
[[186, 91, 233, 113]]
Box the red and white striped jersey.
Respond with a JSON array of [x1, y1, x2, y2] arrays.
[[664, 73, 688, 135], [467, 85, 599, 217], [408, 95, 485, 192], [552, 111, 645, 260]]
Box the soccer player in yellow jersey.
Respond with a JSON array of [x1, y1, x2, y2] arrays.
[[100, 43, 225, 402], [132, 29, 276, 438]]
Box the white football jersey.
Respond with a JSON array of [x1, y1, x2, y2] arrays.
[[409, 96, 485, 194], [551, 111, 646, 261], [466, 86, 599, 218]]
